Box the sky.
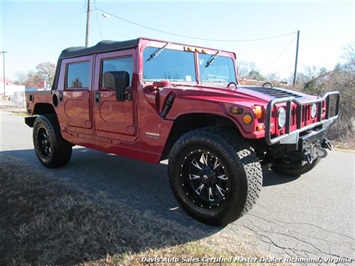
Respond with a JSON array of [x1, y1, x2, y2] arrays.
[[1, 0, 354, 82]]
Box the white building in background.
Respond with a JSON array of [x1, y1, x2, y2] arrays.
[[0, 77, 26, 107]]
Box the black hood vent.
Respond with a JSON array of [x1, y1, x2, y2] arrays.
[[247, 86, 303, 98]]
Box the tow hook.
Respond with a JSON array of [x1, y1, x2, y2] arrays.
[[321, 138, 333, 151], [304, 150, 313, 164], [304, 140, 329, 164]]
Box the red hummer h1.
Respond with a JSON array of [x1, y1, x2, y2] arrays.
[[25, 37, 339, 226]]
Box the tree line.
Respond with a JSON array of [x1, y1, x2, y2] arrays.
[[238, 44, 355, 144], [13, 62, 56, 88], [295, 44, 355, 143]]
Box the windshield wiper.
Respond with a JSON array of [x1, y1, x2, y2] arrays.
[[205, 50, 221, 68], [146, 42, 171, 62]]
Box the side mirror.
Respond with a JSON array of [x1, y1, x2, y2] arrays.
[[103, 71, 130, 101]]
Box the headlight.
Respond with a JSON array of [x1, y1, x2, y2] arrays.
[[311, 103, 317, 118], [278, 107, 286, 128]]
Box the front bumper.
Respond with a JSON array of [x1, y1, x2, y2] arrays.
[[265, 91, 340, 147]]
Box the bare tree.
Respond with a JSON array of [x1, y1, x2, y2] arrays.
[[36, 62, 56, 87], [236, 60, 249, 78], [13, 70, 27, 85], [266, 72, 280, 82], [24, 70, 42, 88], [294, 66, 327, 93], [341, 43, 355, 74], [296, 46, 355, 143]]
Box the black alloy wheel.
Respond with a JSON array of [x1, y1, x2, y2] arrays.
[[33, 114, 72, 168], [37, 127, 52, 160], [180, 149, 231, 209], [168, 127, 262, 226]]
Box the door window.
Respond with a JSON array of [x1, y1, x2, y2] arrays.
[[66, 61, 90, 89], [101, 56, 133, 88]]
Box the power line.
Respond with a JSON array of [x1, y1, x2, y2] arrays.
[[3, 0, 45, 26], [93, 0, 103, 40], [260, 35, 297, 72], [6, 7, 85, 48], [94, 7, 296, 43]]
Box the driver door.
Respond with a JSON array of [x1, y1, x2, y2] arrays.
[[93, 51, 137, 142]]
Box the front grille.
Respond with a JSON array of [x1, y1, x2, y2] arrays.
[[290, 104, 315, 128], [264, 91, 340, 145]]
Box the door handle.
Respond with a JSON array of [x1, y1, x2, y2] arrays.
[[95, 92, 100, 103]]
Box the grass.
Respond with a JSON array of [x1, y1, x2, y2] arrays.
[[0, 155, 265, 266], [332, 140, 355, 152]]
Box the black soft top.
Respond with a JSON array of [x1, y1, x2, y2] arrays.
[[59, 38, 140, 59]]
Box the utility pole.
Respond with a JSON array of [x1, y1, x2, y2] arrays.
[[0, 51, 8, 100], [293, 30, 300, 86], [85, 0, 91, 47]]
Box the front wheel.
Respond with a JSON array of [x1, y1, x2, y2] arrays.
[[168, 128, 262, 226], [271, 158, 320, 177], [33, 114, 72, 168]]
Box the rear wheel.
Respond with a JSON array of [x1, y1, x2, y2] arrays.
[[33, 114, 72, 168], [168, 127, 262, 226]]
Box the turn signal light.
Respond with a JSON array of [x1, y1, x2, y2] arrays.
[[242, 113, 253, 125], [253, 105, 263, 119], [256, 124, 264, 131]]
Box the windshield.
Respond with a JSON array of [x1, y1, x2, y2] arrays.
[[143, 47, 196, 82], [199, 54, 237, 83], [142, 46, 237, 84]]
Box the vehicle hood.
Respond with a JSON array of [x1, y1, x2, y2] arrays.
[[163, 83, 316, 106]]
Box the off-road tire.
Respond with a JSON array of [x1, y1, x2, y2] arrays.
[[33, 114, 72, 168], [271, 158, 320, 177], [168, 127, 262, 226]]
